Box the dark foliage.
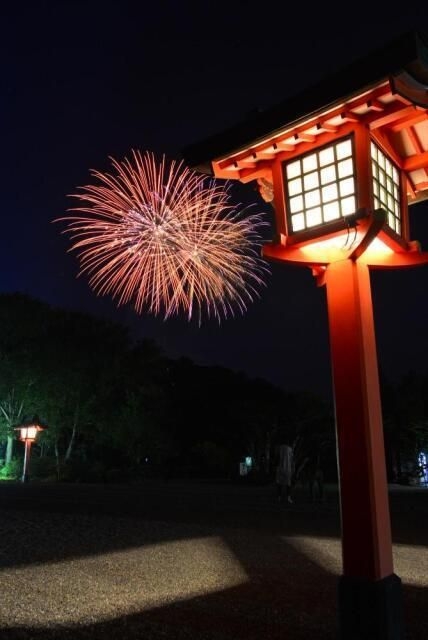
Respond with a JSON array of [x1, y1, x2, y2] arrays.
[[11, 291, 423, 485]]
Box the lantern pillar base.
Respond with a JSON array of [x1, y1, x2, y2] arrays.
[[338, 573, 404, 640]]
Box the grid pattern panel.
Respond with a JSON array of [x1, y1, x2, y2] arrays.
[[285, 138, 356, 233], [370, 142, 401, 235]]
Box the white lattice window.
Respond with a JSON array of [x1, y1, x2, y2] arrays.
[[284, 138, 357, 233], [370, 142, 401, 236]]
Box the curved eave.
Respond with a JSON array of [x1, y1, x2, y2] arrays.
[[181, 30, 428, 174]]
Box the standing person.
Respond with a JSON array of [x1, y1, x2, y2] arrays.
[[294, 451, 325, 502], [275, 443, 294, 504], [310, 453, 325, 502]]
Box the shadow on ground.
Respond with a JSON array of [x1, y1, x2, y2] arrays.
[[0, 481, 426, 639]]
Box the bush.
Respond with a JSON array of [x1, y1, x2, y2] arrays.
[[187, 441, 233, 478], [60, 458, 108, 483], [29, 456, 58, 480], [0, 458, 22, 480]]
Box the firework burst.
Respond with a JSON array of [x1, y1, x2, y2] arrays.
[[55, 150, 270, 323]]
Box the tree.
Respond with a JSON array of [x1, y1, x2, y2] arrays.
[[0, 293, 51, 464], [36, 305, 130, 478], [0, 293, 131, 479]]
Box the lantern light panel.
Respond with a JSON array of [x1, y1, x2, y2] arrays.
[[284, 137, 357, 233], [20, 426, 39, 441], [370, 141, 401, 236]]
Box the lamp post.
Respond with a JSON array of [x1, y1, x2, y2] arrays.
[[14, 415, 46, 483], [181, 31, 428, 640]]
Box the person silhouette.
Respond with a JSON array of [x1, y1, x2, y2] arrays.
[[275, 443, 294, 504]]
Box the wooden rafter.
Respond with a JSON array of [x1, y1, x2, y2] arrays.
[[370, 130, 404, 168], [406, 126, 425, 155], [317, 122, 338, 133], [403, 150, 428, 171], [368, 104, 421, 130], [389, 111, 428, 132], [366, 99, 384, 112], [340, 111, 361, 123]]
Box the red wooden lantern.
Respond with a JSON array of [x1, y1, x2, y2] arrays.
[[181, 30, 428, 640], [14, 415, 47, 483], [16, 423, 43, 443]]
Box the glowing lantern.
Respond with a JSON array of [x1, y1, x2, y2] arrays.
[[181, 30, 428, 640], [14, 415, 47, 483], [17, 425, 40, 442]]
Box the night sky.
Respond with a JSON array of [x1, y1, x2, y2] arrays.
[[4, 1, 428, 401]]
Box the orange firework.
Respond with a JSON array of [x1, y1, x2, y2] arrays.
[[56, 150, 270, 323]]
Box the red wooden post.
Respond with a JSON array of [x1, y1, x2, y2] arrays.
[[325, 258, 403, 637]]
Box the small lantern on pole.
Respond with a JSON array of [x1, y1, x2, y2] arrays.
[[14, 415, 47, 483]]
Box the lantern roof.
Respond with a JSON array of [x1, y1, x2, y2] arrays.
[[14, 414, 47, 431], [181, 30, 428, 204]]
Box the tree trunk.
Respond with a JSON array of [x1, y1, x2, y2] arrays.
[[264, 432, 271, 474], [54, 441, 61, 481], [65, 423, 77, 462], [65, 402, 79, 462], [5, 435, 14, 465]]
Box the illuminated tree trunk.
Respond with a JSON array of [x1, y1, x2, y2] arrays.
[[54, 440, 61, 481], [5, 435, 13, 465], [65, 403, 79, 462]]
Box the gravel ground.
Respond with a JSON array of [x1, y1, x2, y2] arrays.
[[0, 481, 426, 639]]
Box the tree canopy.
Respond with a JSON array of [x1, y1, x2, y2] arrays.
[[1, 291, 424, 485]]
